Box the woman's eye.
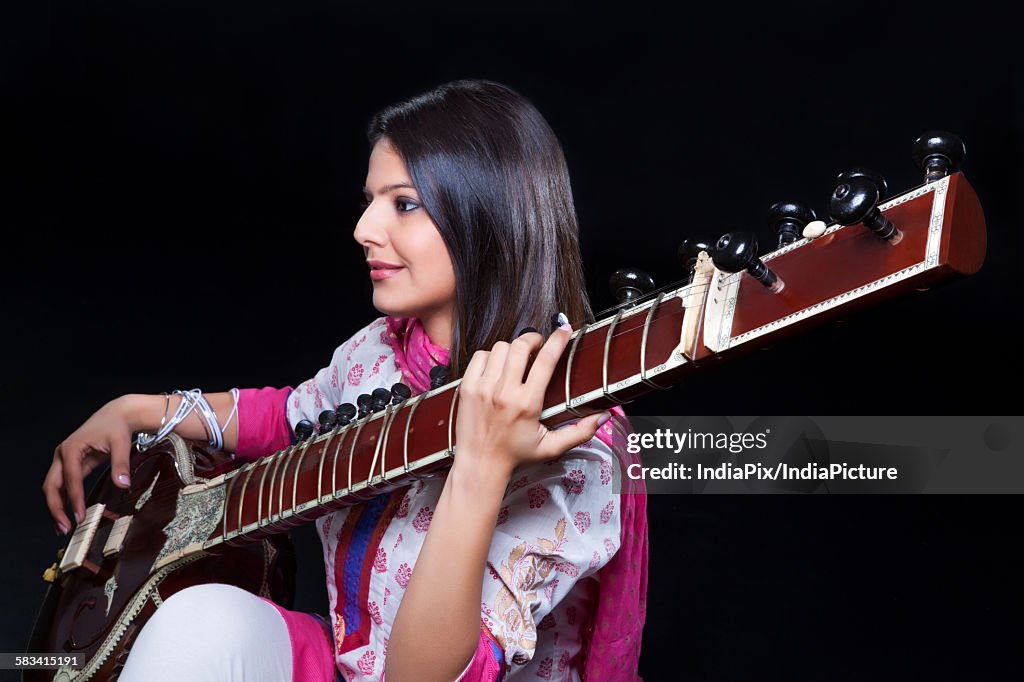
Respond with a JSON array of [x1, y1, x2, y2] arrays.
[[358, 197, 371, 209], [395, 198, 420, 213]]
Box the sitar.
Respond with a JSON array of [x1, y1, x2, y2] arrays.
[[25, 133, 986, 681]]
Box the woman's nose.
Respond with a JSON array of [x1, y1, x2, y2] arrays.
[[353, 203, 387, 248]]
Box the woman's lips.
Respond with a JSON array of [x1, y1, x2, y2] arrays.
[[369, 267, 404, 281]]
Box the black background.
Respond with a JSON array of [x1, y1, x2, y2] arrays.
[[3, 1, 1022, 679]]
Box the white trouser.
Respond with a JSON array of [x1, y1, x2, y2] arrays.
[[119, 583, 293, 682]]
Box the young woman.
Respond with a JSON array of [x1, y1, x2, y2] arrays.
[[42, 79, 648, 681]]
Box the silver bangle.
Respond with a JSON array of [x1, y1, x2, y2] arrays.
[[220, 388, 240, 437], [136, 390, 199, 451], [192, 391, 224, 451]]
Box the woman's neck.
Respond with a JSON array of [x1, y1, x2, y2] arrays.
[[420, 311, 452, 352]]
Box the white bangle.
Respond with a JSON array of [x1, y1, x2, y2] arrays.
[[136, 390, 199, 451], [191, 390, 224, 451], [220, 388, 239, 436]]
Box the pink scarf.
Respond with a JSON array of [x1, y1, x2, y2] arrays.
[[385, 316, 648, 680]]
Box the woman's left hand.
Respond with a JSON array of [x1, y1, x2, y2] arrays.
[[453, 323, 611, 482]]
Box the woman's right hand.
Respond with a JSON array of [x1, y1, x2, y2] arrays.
[[43, 396, 135, 535]]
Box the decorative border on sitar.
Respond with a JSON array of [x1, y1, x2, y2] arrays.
[[52, 553, 206, 682], [719, 176, 949, 350]]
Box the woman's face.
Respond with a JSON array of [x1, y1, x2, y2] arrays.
[[354, 139, 456, 347]]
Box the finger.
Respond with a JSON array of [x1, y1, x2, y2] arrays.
[[43, 456, 72, 533], [461, 350, 490, 388], [497, 333, 543, 393], [524, 321, 574, 400], [109, 436, 132, 489], [480, 342, 510, 388], [538, 412, 612, 459], [61, 444, 89, 524]]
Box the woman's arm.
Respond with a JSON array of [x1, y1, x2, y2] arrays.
[[384, 456, 511, 681], [384, 325, 609, 681], [122, 391, 241, 452], [44, 390, 242, 532]]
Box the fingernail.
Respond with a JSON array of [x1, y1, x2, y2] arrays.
[[74, 511, 83, 525], [516, 326, 539, 337], [597, 412, 612, 427], [550, 312, 569, 330], [118, 474, 131, 488], [56, 523, 68, 536]]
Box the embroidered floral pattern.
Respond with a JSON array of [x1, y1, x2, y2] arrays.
[[347, 363, 364, 386], [589, 551, 601, 570], [492, 518, 569, 658], [412, 506, 433, 532], [371, 354, 387, 376], [368, 600, 383, 625], [527, 486, 550, 509], [384, 586, 391, 606], [604, 537, 616, 559], [600, 459, 612, 485], [357, 650, 376, 675], [574, 511, 591, 534], [496, 506, 510, 525], [509, 475, 529, 493], [536, 657, 553, 679], [562, 469, 586, 495], [395, 494, 410, 519], [331, 364, 340, 389], [374, 547, 388, 573], [544, 578, 559, 602], [395, 562, 412, 588], [554, 560, 579, 578], [538, 613, 556, 630], [600, 500, 614, 524], [558, 649, 571, 672]]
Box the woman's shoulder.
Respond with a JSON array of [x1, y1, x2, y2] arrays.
[[327, 316, 393, 362]]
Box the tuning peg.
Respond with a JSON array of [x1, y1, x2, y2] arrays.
[[429, 365, 450, 390], [768, 202, 817, 248], [356, 393, 373, 418], [318, 409, 338, 432], [294, 419, 316, 441], [335, 403, 357, 426], [912, 131, 965, 183], [835, 168, 888, 200], [829, 169, 902, 245], [609, 268, 656, 305], [677, 236, 715, 283], [370, 387, 392, 413], [391, 382, 412, 404], [711, 231, 784, 293]]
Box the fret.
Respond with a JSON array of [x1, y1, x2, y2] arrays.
[[276, 444, 299, 521], [378, 402, 399, 481], [256, 456, 274, 528], [235, 460, 262, 535], [602, 309, 628, 404], [564, 326, 587, 416], [365, 403, 397, 493], [319, 422, 349, 504], [292, 429, 327, 520], [403, 391, 429, 475], [265, 448, 287, 524], [640, 292, 670, 390], [331, 422, 356, 501], [222, 466, 240, 539], [345, 419, 369, 496], [446, 385, 459, 460]]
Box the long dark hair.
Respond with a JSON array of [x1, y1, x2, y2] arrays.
[[368, 79, 593, 379]]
